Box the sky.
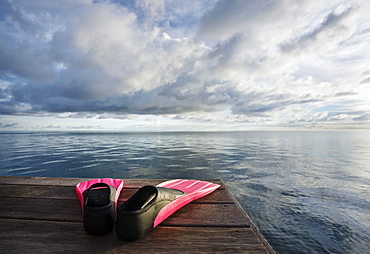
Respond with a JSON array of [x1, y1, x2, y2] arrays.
[[1, 0, 370, 132]]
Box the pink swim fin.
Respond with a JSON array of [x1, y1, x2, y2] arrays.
[[76, 178, 123, 235], [116, 179, 220, 240]]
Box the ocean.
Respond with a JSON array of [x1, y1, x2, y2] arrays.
[[0, 131, 369, 254]]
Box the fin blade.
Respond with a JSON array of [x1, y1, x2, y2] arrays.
[[153, 179, 220, 227], [156, 179, 219, 194]]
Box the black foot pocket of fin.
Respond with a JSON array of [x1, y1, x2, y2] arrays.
[[83, 183, 116, 236], [116, 185, 184, 241]]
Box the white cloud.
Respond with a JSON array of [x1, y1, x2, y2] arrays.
[[0, 0, 369, 130]]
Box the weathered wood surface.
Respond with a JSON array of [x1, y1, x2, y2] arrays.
[[0, 176, 275, 253]]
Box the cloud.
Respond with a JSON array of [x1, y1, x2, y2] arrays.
[[0, 122, 18, 128], [0, 0, 369, 129], [280, 4, 358, 54]]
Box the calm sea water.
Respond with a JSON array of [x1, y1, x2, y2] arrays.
[[1, 131, 369, 254]]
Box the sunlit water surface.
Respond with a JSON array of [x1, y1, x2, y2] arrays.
[[1, 131, 369, 254]]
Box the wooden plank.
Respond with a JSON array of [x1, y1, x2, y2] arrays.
[[0, 176, 87, 186], [0, 218, 265, 253], [0, 184, 231, 203], [0, 185, 76, 199], [0, 176, 225, 189], [0, 197, 249, 227]]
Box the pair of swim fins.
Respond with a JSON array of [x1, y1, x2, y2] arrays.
[[76, 178, 220, 240]]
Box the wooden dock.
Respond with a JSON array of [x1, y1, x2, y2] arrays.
[[0, 176, 275, 253]]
